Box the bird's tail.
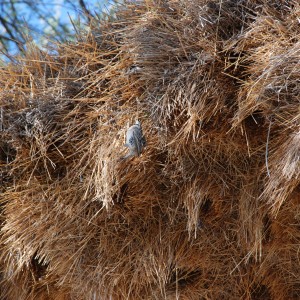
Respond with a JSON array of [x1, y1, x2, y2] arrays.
[[118, 152, 135, 161]]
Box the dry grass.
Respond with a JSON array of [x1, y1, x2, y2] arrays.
[[0, 0, 300, 299]]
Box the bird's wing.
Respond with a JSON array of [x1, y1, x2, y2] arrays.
[[132, 130, 141, 155]]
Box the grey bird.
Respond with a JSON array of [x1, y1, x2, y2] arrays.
[[122, 120, 146, 159]]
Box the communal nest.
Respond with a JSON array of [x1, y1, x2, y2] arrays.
[[0, 0, 300, 299]]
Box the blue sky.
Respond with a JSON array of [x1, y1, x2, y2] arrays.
[[0, 0, 118, 57], [15, 0, 115, 33]]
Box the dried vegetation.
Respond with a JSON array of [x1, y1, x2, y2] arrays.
[[0, 0, 300, 299]]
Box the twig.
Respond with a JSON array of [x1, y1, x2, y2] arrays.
[[0, 107, 3, 131], [265, 117, 272, 177]]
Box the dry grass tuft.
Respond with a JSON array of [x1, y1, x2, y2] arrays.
[[0, 0, 300, 299]]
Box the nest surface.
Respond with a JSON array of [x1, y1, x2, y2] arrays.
[[0, 0, 300, 299]]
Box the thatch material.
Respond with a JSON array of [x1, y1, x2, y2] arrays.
[[0, 0, 300, 299]]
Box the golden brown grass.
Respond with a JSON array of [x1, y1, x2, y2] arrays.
[[0, 0, 300, 299]]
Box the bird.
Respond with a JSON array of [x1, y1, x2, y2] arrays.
[[122, 120, 146, 160]]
